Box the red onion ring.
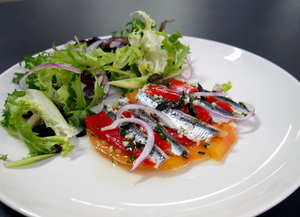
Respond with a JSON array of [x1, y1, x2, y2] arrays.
[[212, 85, 223, 93], [19, 63, 81, 90], [192, 92, 228, 97], [198, 101, 255, 121], [87, 40, 103, 52], [116, 104, 176, 129], [180, 55, 193, 80], [102, 76, 110, 96], [97, 75, 104, 86], [101, 118, 154, 172]]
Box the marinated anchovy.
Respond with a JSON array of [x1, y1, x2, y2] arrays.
[[214, 96, 250, 116], [120, 123, 168, 168], [161, 107, 227, 142], [136, 91, 227, 142], [127, 108, 189, 158], [136, 91, 159, 108], [103, 102, 168, 168], [117, 99, 189, 157], [191, 98, 236, 123]]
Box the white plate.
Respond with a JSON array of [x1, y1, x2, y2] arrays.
[[0, 36, 300, 217]]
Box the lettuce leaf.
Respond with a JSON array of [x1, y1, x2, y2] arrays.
[[1, 89, 75, 166], [107, 11, 190, 88]]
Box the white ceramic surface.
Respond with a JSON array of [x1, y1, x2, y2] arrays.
[[0, 36, 300, 217]]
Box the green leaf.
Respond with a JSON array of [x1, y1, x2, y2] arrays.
[[4, 154, 57, 168], [0, 89, 75, 157], [0, 154, 7, 161], [221, 81, 233, 92], [108, 76, 149, 89]]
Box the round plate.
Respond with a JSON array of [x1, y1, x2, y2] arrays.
[[0, 36, 300, 217]]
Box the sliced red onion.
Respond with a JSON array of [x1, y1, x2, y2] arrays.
[[116, 104, 176, 129], [103, 83, 110, 96], [101, 118, 155, 172], [192, 92, 228, 97], [109, 41, 122, 48], [181, 55, 193, 80], [19, 63, 81, 90], [102, 76, 109, 84], [87, 40, 103, 52], [97, 75, 110, 96], [97, 75, 104, 86], [198, 101, 255, 121], [101, 76, 110, 96], [96, 70, 103, 76], [212, 84, 223, 93]]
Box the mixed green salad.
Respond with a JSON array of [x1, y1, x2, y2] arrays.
[[0, 11, 190, 167]]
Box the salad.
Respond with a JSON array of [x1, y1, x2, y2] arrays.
[[0, 11, 255, 171], [0, 11, 191, 168]]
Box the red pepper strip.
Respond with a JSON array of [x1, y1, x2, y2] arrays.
[[84, 111, 127, 152], [169, 79, 199, 94], [205, 96, 234, 113], [166, 128, 195, 146], [136, 125, 171, 152], [84, 111, 160, 167], [182, 105, 212, 124], [154, 131, 171, 151], [144, 85, 181, 102]]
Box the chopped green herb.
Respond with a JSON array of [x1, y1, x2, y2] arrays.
[[125, 143, 135, 152], [194, 118, 202, 123], [204, 143, 210, 148], [119, 128, 126, 136], [182, 150, 189, 159], [0, 154, 7, 161], [198, 151, 206, 155], [135, 141, 145, 149], [239, 102, 248, 110], [127, 153, 136, 163], [154, 125, 167, 140]]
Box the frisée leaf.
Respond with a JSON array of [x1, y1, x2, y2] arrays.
[[1, 89, 75, 166]]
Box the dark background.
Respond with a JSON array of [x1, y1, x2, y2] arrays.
[[0, 0, 300, 216]]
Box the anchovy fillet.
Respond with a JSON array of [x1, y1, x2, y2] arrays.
[[192, 98, 240, 123], [127, 108, 188, 157], [214, 96, 250, 115], [136, 91, 227, 142], [121, 123, 168, 168], [103, 103, 168, 168]]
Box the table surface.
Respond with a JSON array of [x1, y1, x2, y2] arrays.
[[0, 0, 299, 216]]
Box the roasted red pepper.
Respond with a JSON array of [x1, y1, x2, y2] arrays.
[[84, 111, 168, 167], [153, 131, 171, 151], [144, 85, 180, 102], [205, 96, 234, 113], [169, 79, 199, 94], [166, 128, 195, 146], [181, 104, 212, 123], [84, 111, 127, 152]]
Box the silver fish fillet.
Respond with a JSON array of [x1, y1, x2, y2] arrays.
[[136, 91, 227, 142], [214, 96, 250, 116], [126, 108, 189, 157], [192, 98, 242, 123], [120, 123, 168, 168], [102, 102, 168, 168]]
